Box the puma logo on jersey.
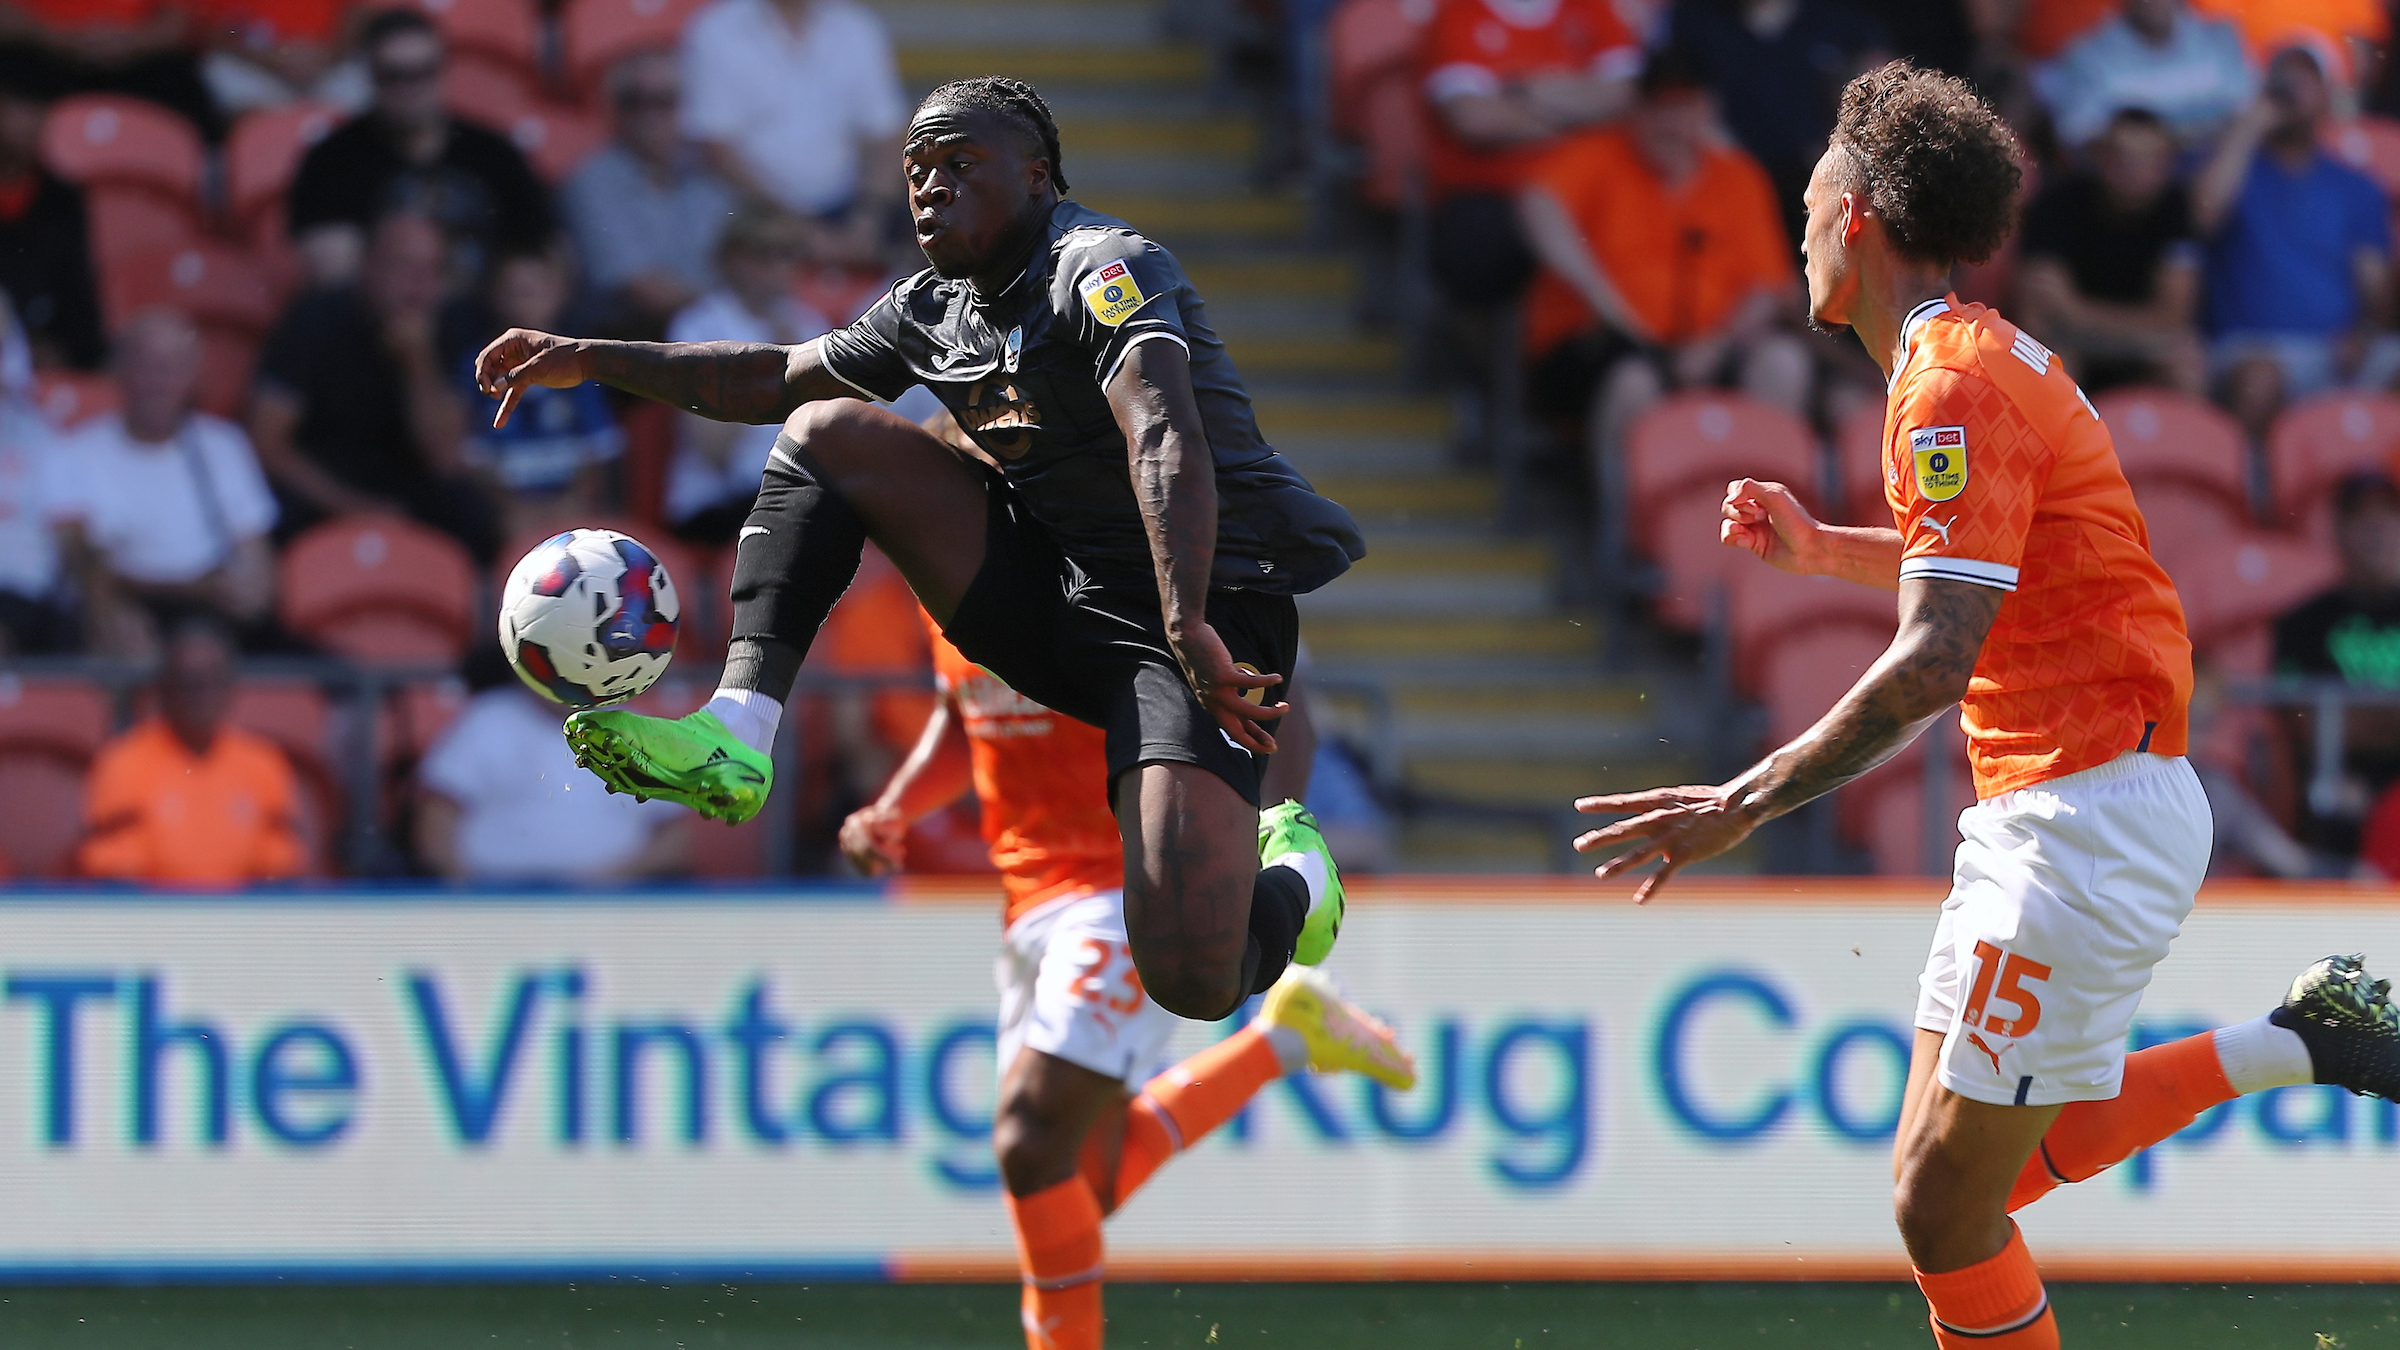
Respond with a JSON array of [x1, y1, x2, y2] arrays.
[[1919, 514, 1959, 547]]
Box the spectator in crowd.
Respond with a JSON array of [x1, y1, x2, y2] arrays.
[[0, 4, 218, 136], [2196, 45, 2397, 441], [199, 0, 370, 118], [77, 615, 306, 885], [0, 53, 104, 370], [0, 295, 80, 655], [2189, 0, 2384, 90], [662, 204, 828, 545], [2032, 0, 2255, 148], [415, 677, 689, 883], [1419, 0, 1641, 310], [1517, 49, 1807, 492], [2014, 107, 2205, 393], [2273, 472, 2400, 853], [563, 49, 736, 340], [286, 7, 553, 287], [679, 0, 906, 267], [59, 308, 278, 661], [1668, 0, 1889, 248], [251, 210, 499, 563], [457, 251, 621, 538]]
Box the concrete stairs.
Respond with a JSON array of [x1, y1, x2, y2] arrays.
[[866, 0, 1706, 872]]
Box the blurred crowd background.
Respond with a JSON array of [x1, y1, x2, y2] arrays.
[[6, 0, 2400, 888]]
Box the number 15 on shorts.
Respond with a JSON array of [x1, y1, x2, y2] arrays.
[[1963, 940, 2051, 1038]]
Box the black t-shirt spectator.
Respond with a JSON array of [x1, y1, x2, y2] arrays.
[[255, 286, 482, 501], [1670, 0, 1886, 196], [2276, 588, 2400, 687], [2017, 173, 2199, 307], [0, 170, 104, 369], [286, 115, 554, 270]]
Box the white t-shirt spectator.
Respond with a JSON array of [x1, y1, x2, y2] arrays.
[[418, 687, 681, 881], [59, 412, 277, 585], [0, 399, 76, 598], [679, 0, 908, 215], [663, 287, 832, 524]]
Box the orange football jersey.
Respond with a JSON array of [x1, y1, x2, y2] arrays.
[[925, 614, 1122, 924], [1881, 296, 2194, 798]]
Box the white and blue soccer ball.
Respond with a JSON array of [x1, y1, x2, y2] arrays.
[[499, 528, 680, 707]]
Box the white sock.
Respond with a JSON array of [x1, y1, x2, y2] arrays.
[[1260, 1023, 1308, 1075], [1263, 850, 1327, 915], [2213, 1013, 2316, 1095], [703, 688, 783, 755]]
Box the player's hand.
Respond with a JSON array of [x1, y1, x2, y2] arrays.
[[839, 802, 909, 876], [1571, 783, 1762, 903], [1169, 621, 1286, 756], [1721, 478, 1823, 575], [475, 329, 592, 429]]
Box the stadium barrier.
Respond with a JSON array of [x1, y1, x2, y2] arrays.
[[0, 878, 2396, 1283]]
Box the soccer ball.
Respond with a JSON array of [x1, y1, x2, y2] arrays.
[[499, 529, 680, 707]]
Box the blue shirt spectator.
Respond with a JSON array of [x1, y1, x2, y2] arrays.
[[2203, 141, 2390, 337], [459, 253, 620, 537], [2033, 0, 2254, 148]]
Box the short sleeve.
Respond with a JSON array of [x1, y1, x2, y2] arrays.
[[677, 10, 744, 141], [1423, 0, 1501, 101], [2347, 169, 2393, 256], [200, 418, 279, 539], [814, 287, 918, 402], [1889, 366, 2046, 592], [419, 701, 501, 805], [1055, 230, 1189, 388]]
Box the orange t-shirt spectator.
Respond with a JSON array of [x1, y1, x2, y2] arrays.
[[77, 618, 304, 885]]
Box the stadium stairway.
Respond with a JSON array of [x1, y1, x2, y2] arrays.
[[871, 0, 1709, 872]]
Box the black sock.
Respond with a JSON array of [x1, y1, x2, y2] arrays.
[[1244, 863, 1308, 997], [724, 432, 868, 701]]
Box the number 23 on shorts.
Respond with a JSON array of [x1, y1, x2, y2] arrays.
[[1962, 940, 2051, 1038], [1070, 937, 1147, 1017]]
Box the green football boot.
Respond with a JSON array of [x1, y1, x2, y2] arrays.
[[563, 708, 771, 824], [2271, 953, 2400, 1099], [1259, 799, 1344, 966]]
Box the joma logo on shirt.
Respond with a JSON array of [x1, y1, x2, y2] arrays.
[[956, 378, 1042, 458]]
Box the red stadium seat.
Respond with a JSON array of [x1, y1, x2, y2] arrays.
[[2151, 513, 2338, 653], [2094, 387, 2251, 518], [1624, 393, 1822, 556], [444, 54, 607, 182], [225, 681, 340, 874], [1727, 563, 1896, 693], [99, 242, 277, 335], [225, 102, 342, 228], [280, 515, 480, 664], [1748, 609, 1896, 740], [2327, 114, 2400, 204], [2267, 391, 2400, 525], [40, 95, 204, 204], [413, 0, 543, 76], [1833, 397, 1888, 525], [84, 185, 205, 268], [195, 328, 259, 419], [563, 0, 709, 99], [0, 677, 113, 878], [1327, 0, 1433, 211], [1841, 740, 1976, 877], [1650, 489, 1747, 631], [32, 370, 120, 428]]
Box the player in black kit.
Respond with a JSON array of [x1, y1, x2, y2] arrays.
[[475, 78, 1361, 1021]]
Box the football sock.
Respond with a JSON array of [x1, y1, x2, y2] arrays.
[[1105, 1027, 1286, 1207], [702, 687, 783, 755], [1915, 1223, 2058, 1348], [725, 432, 868, 695], [1005, 1178, 1105, 1350], [2005, 1032, 2238, 1212], [2212, 1012, 2315, 1094], [1241, 865, 1308, 997]]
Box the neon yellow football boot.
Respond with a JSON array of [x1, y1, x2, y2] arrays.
[[1258, 965, 1416, 1091], [563, 708, 771, 823], [1259, 799, 1344, 965]]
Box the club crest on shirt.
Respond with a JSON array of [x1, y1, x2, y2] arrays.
[[957, 377, 1042, 458], [1079, 260, 1149, 327], [1910, 425, 1968, 502]]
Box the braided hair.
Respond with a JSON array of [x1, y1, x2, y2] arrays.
[[911, 76, 1069, 193]]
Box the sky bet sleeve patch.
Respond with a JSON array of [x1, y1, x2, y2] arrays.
[[1079, 260, 1150, 327], [1910, 425, 1968, 502]]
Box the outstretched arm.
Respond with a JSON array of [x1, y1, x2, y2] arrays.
[[1722, 477, 1904, 590], [1573, 577, 2003, 900], [839, 691, 975, 876], [1107, 338, 1286, 754], [473, 330, 862, 428]]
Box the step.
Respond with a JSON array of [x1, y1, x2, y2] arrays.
[[1392, 682, 1649, 717], [1300, 613, 1599, 662], [874, 1, 1161, 46], [1184, 253, 1357, 299], [1307, 473, 1495, 517], [1075, 191, 1304, 243], [1070, 149, 1251, 195], [1223, 334, 1400, 380], [1394, 717, 1663, 757], [1252, 395, 1447, 440], [1343, 535, 1549, 578], [1057, 115, 1256, 158], [1300, 574, 1550, 618], [896, 45, 1207, 88], [1406, 754, 1694, 807], [1393, 819, 1560, 874]]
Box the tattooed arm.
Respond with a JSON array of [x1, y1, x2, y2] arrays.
[[1107, 338, 1286, 754], [472, 329, 859, 427], [1572, 577, 2004, 901]]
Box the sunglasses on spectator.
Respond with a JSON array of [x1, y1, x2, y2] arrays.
[[373, 59, 443, 85]]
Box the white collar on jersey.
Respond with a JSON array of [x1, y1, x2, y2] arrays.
[[1888, 296, 1951, 392]]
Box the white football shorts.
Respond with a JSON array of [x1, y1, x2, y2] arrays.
[[995, 888, 1182, 1088], [1914, 752, 2213, 1107]]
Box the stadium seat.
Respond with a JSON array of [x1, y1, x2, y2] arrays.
[[40, 95, 205, 205], [1840, 741, 1976, 877], [444, 55, 607, 182], [224, 102, 341, 228], [617, 398, 673, 530], [2137, 480, 2250, 568], [1727, 563, 1896, 693], [1748, 609, 1896, 741], [2267, 391, 2400, 525], [99, 242, 277, 335], [2151, 515, 2338, 655], [279, 515, 480, 665], [1650, 488, 1749, 632], [2094, 387, 2251, 518], [225, 680, 341, 874], [84, 185, 205, 268], [0, 676, 113, 878], [1624, 393, 1822, 556], [562, 0, 710, 100], [1327, 0, 1433, 212], [32, 370, 120, 427], [413, 0, 543, 78], [195, 328, 259, 419], [1833, 397, 1889, 525]]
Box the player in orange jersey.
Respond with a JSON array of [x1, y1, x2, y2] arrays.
[[1572, 62, 2400, 1349], [842, 616, 1413, 1350]]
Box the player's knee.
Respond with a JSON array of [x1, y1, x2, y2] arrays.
[[1891, 1158, 1984, 1260], [780, 397, 883, 453], [991, 1097, 1078, 1196], [1137, 957, 1244, 1022]]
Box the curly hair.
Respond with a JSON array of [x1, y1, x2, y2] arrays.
[[912, 77, 1069, 193], [1830, 61, 2021, 268]]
